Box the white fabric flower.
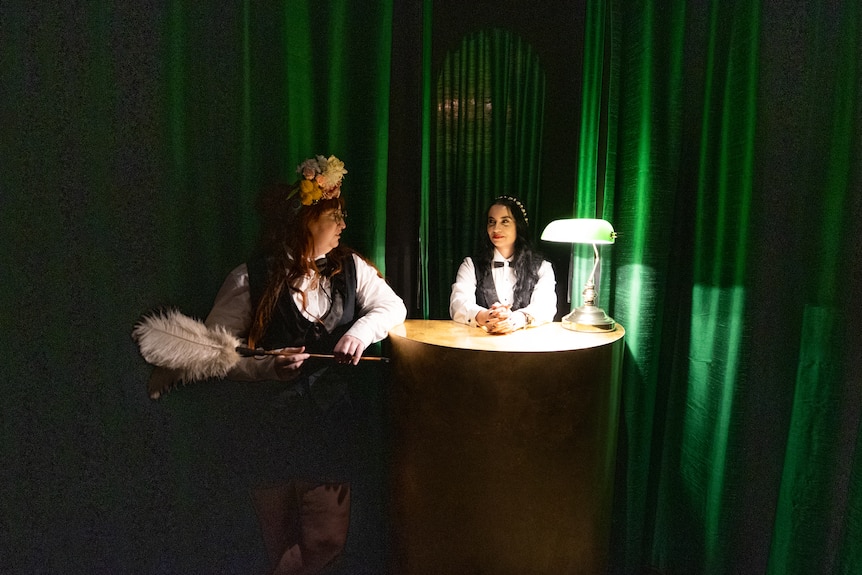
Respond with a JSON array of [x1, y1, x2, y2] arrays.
[[318, 155, 347, 190]]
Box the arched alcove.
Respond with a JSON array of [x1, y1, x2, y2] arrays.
[[428, 28, 547, 317], [385, 1, 585, 318]]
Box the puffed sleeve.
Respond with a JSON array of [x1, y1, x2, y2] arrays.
[[449, 257, 485, 326], [204, 264, 280, 381], [343, 253, 407, 347]]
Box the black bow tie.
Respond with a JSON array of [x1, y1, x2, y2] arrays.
[[493, 261, 507, 268], [314, 257, 330, 275]]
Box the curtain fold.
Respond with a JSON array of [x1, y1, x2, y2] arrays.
[[579, 1, 862, 574], [419, 0, 434, 317]]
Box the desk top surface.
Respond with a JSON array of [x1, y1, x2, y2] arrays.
[[389, 319, 625, 353]]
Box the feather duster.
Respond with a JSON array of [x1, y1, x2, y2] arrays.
[[132, 309, 241, 387], [132, 308, 390, 400]]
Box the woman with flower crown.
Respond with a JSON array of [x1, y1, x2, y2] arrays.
[[203, 155, 406, 574], [449, 195, 557, 334]]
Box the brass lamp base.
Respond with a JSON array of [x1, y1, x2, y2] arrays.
[[561, 305, 616, 332]]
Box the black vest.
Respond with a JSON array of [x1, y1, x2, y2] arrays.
[[247, 254, 358, 356], [473, 259, 538, 311]]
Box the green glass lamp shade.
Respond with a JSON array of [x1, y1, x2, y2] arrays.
[[540, 218, 617, 332], [540, 218, 617, 244]]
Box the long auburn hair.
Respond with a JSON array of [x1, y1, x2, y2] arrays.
[[471, 196, 543, 306], [247, 182, 348, 348]]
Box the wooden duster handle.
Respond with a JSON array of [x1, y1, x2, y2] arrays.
[[235, 346, 389, 362]]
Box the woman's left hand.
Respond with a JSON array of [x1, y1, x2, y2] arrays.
[[486, 303, 513, 334], [487, 306, 527, 334], [272, 346, 310, 380], [333, 334, 365, 365]]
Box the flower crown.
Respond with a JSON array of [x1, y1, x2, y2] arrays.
[[289, 155, 348, 206], [496, 195, 529, 225]]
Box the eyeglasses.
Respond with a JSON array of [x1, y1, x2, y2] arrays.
[[329, 210, 347, 224]]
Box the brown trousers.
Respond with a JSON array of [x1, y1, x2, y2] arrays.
[[251, 481, 351, 575]]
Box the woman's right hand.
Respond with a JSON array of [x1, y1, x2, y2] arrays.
[[273, 346, 310, 380], [477, 302, 513, 333]]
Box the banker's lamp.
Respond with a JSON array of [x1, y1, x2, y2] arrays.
[[541, 218, 617, 332]]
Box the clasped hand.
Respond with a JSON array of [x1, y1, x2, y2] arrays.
[[478, 302, 522, 335]]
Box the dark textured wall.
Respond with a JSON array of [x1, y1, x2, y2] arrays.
[[2, 3, 351, 573]]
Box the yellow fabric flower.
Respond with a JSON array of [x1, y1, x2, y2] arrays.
[[294, 154, 347, 205], [299, 179, 321, 205]]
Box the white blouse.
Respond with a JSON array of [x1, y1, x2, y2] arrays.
[[449, 249, 557, 328], [205, 253, 407, 381]]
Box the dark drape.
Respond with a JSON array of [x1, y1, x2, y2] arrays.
[[575, 2, 862, 574], [3, 2, 395, 573]]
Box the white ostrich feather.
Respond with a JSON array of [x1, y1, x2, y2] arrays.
[[132, 309, 241, 384]]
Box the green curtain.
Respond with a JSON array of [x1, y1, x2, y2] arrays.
[[164, 0, 394, 294], [419, 0, 434, 317], [577, 1, 862, 574], [426, 28, 546, 318]]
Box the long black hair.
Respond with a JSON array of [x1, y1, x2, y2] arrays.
[[471, 196, 544, 307]]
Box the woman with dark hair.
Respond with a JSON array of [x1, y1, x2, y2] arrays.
[[449, 195, 556, 334], [203, 155, 406, 574]]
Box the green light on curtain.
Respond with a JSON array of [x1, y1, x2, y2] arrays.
[[630, 3, 655, 285], [685, 1, 759, 567], [581, 0, 859, 573], [576, 0, 605, 217], [682, 284, 745, 565], [573, 0, 609, 314], [617, 265, 645, 362], [278, 1, 392, 267], [283, 3, 314, 167], [769, 305, 846, 574], [367, 0, 393, 270], [325, 1, 348, 147]]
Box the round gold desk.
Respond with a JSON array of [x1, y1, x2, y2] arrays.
[[387, 320, 625, 575]]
